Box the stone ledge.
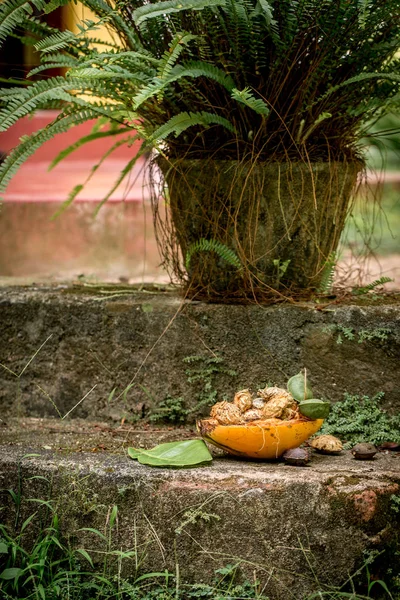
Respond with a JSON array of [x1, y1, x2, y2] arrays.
[[0, 423, 399, 599], [0, 285, 399, 420]]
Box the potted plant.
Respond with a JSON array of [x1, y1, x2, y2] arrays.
[[0, 0, 399, 301]]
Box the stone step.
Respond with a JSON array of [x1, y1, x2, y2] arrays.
[[0, 286, 399, 422], [0, 418, 399, 599]]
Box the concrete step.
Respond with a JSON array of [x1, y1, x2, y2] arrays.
[[0, 286, 399, 422], [0, 418, 399, 599]]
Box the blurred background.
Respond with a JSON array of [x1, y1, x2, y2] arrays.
[[0, 4, 399, 289]]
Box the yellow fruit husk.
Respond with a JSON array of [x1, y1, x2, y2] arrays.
[[197, 418, 324, 459]]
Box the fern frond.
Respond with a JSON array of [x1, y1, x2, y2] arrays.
[[93, 146, 148, 216], [133, 0, 226, 27], [317, 252, 336, 294], [179, 61, 235, 92], [301, 112, 332, 142], [69, 66, 149, 83], [0, 108, 100, 195], [231, 87, 270, 115], [0, 77, 77, 131], [185, 239, 242, 271], [0, 0, 36, 46], [49, 127, 134, 170], [250, 0, 277, 31], [28, 57, 79, 77], [150, 111, 236, 141], [157, 32, 197, 81], [358, 0, 373, 29], [317, 73, 400, 105], [35, 30, 77, 54], [133, 61, 235, 110], [82, 0, 140, 49], [352, 277, 394, 295], [51, 184, 84, 219], [42, 0, 70, 13]]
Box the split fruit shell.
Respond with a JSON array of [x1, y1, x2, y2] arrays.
[[197, 417, 324, 459]]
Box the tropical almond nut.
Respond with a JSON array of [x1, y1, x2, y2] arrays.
[[282, 447, 310, 466], [351, 442, 378, 460], [310, 434, 343, 454]]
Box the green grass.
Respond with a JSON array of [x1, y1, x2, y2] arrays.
[[1, 491, 398, 600]]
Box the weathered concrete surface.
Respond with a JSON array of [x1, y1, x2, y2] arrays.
[[0, 285, 399, 421], [0, 421, 399, 599]]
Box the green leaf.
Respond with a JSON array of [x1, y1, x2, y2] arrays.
[[127, 448, 141, 459], [0, 567, 23, 580], [0, 542, 8, 554], [127, 439, 213, 467], [299, 399, 331, 420], [75, 548, 94, 568], [287, 371, 313, 402]]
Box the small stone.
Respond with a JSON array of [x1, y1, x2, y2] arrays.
[[282, 447, 310, 466], [351, 443, 378, 460]]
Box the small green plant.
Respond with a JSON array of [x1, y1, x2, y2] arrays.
[[149, 396, 188, 424], [357, 328, 392, 344], [320, 392, 400, 448], [390, 495, 400, 514], [149, 354, 237, 424], [323, 324, 392, 345], [175, 507, 221, 535], [323, 324, 356, 344], [184, 354, 237, 417]]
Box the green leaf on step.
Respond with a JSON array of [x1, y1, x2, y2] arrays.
[[127, 448, 142, 459], [287, 372, 313, 402], [127, 439, 213, 467]]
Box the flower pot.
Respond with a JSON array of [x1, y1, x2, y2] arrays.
[[156, 158, 361, 299], [197, 417, 324, 459]]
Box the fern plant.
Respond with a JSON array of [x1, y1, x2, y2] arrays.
[[1, 0, 399, 193], [0, 0, 399, 298]]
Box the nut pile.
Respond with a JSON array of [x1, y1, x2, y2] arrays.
[[210, 387, 301, 425]]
